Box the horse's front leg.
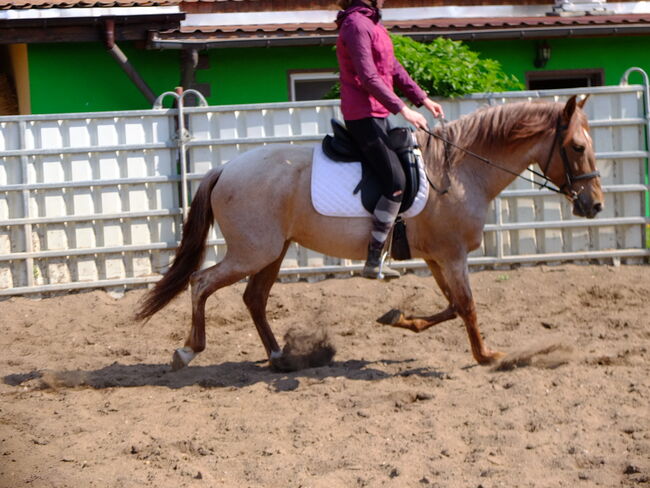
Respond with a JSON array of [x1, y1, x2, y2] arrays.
[[440, 257, 504, 365], [377, 260, 457, 332]]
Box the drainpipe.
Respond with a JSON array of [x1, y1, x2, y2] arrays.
[[180, 47, 199, 107], [103, 18, 156, 105]]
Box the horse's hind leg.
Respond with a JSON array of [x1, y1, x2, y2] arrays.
[[242, 242, 291, 360], [378, 260, 457, 332], [171, 258, 249, 370]]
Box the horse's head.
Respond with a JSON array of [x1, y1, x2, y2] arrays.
[[545, 95, 604, 219]]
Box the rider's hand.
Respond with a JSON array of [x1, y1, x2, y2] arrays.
[[399, 105, 429, 130], [422, 97, 445, 119]]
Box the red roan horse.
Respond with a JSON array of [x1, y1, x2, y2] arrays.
[[136, 95, 603, 371]]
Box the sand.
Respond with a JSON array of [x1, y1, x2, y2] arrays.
[[1, 264, 648, 487]]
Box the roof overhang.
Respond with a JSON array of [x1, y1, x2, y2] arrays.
[[0, 6, 184, 44], [150, 11, 650, 49], [406, 22, 650, 42]]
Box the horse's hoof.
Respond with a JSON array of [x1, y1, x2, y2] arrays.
[[377, 308, 403, 326], [478, 350, 506, 366], [269, 352, 298, 373], [171, 347, 196, 371]]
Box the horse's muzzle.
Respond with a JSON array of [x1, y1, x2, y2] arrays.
[[573, 194, 603, 219]]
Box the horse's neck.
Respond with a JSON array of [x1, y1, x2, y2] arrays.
[[460, 134, 550, 201]]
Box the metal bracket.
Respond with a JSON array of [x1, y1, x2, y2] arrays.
[[152, 88, 209, 220]]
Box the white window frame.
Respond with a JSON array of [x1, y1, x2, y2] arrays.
[[288, 70, 338, 102]]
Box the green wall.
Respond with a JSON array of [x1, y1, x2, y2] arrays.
[[200, 46, 338, 106], [28, 43, 180, 114], [466, 36, 650, 88], [27, 43, 337, 114], [27, 37, 650, 114]]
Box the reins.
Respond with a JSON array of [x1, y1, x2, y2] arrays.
[[421, 116, 600, 201]]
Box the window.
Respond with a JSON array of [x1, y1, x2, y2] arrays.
[[526, 69, 604, 90], [288, 70, 338, 102]]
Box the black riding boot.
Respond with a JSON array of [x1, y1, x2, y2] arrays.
[[361, 195, 401, 280]]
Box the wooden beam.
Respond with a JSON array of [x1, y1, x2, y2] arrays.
[[0, 15, 183, 45], [9, 44, 30, 115]]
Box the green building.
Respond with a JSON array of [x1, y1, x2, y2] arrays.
[[1, 0, 650, 114]]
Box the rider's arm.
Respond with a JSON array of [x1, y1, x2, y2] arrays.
[[392, 57, 428, 108]]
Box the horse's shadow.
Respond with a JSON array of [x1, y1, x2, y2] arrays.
[[3, 358, 450, 392]]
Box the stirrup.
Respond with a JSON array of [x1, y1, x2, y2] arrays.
[[361, 251, 401, 280]]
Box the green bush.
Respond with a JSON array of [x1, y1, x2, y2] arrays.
[[326, 34, 523, 99]]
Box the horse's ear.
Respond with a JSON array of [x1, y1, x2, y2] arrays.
[[577, 94, 590, 109], [563, 95, 578, 121]]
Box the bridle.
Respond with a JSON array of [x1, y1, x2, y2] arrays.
[[422, 115, 600, 201], [539, 117, 601, 200]]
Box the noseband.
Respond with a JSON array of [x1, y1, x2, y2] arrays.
[[541, 117, 601, 200]]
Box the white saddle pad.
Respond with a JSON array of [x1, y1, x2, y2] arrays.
[[311, 143, 429, 218]]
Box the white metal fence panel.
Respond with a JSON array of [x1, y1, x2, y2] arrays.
[[0, 85, 648, 296], [0, 110, 181, 294]]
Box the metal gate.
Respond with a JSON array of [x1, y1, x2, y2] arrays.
[[1, 83, 648, 296]]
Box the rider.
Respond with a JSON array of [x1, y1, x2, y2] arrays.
[[336, 0, 444, 279]]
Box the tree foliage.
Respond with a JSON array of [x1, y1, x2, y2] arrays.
[[326, 34, 523, 99]]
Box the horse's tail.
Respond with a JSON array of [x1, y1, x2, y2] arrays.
[[135, 167, 223, 321]]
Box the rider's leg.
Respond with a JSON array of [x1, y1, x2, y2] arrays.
[[363, 192, 402, 279], [345, 117, 405, 280]]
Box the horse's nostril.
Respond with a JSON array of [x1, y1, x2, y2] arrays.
[[593, 202, 603, 213]]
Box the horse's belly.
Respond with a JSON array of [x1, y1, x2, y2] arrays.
[[290, 211, 371, 261]]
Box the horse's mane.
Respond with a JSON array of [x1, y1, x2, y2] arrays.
[[419, 101, 565, 166]]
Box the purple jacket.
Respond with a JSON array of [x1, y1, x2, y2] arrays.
[[336, 1, 427, 121]]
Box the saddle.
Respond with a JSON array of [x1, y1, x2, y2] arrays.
[[321, 119, 421, 260], [321, 119, 421, 215]]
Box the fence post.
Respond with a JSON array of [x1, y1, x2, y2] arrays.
[[18, 120, 34, 287], [153, 88, 208, 222], [620, 67, 650, 249]]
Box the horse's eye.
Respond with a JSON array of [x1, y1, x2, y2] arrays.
[[572, 144, 585, 153]]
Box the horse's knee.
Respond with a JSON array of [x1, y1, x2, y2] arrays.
[[451, 299, 475, 319], [243, 278, 267, 312], [190, 270, 215, 305], [242, 285, 256, 309], [189, 270, 203, 295]]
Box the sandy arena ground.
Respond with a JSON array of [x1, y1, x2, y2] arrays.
[[1, 264, 648, 488]]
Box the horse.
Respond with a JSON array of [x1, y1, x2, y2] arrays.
[[135, 94, 603, 371]]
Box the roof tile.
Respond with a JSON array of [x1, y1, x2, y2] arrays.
[[176, 13, 650, 36], [0, 0, 179, 8]]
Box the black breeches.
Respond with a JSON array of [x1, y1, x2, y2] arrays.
[[345, 117, 405, 202]]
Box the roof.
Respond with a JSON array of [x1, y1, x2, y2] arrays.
[[0, 0, 180, 7], [175, 12, 650, 34], [0, 0, 184, 44], [2, 0, 649, 47], [150, 12, 650, 48]]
